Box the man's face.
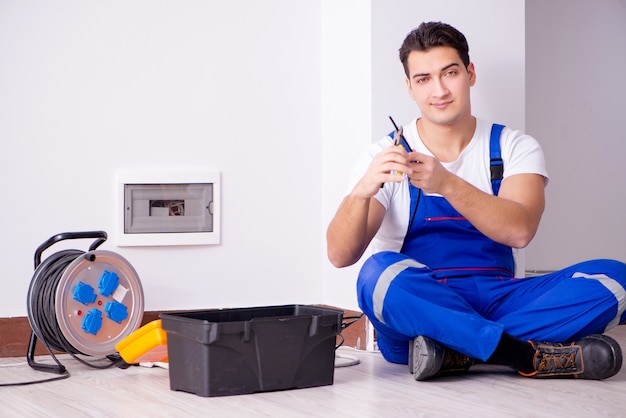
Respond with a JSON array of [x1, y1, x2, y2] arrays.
[[405, 46, 476, 127]]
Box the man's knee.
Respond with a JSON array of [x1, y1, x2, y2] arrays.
[[577, 259, 626, 283], [358, 252, 409, 288], [601, 259, 626, 281]]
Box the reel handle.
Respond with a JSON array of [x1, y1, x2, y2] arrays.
[[34, 231, 108, 269]]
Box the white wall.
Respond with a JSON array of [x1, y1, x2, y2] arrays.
[[0, 0, 324, 316], [0, 0, 525, 318], [320, 0, 372, 310], [525, 0, 626, 269]]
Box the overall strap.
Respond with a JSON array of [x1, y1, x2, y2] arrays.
[[490, 124, 505, 196]]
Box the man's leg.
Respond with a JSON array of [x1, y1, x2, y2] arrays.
[[360, 254, 625, 380], [487, 259, 626, 342], [448, 259, 626, 380], [357, 251, 504, 362]]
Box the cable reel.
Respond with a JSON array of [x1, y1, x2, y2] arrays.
[[26, 231, 144, 374]]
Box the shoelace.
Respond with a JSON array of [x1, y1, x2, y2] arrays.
[[536, 348, 578, 372], [442, 350, 472, 370]]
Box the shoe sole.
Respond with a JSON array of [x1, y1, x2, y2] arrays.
[[410, 335, 443, 381]]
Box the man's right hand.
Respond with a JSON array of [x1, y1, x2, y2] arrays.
[[326, 145, 407, 268], [353, 145, 412, 198]]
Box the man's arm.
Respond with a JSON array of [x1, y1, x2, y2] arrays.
[[451, 173, 545, 248], [327, 145, 411, 268], [407, 151, 545, 248], [326, 195, 386, 268]]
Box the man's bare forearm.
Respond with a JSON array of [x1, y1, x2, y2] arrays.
[[327, 194, 373, 268]]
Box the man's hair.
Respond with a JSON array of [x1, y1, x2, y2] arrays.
[[399, 22, 470, 78]]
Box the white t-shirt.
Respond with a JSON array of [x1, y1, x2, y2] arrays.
[[347, 117, 549, 259]]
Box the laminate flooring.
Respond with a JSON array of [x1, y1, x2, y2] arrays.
[[2, 326, 626, 417]]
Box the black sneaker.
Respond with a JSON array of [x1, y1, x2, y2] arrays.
[[521, 334, 623, 380], [409, 335, 474, 381]]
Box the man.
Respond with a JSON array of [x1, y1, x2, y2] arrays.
[[327, 21, 626, 381]]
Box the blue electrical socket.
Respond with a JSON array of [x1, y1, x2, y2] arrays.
[[99, 270, 119, 297], [82, 309, 103, 335], [73, 281, 97, 305], [105, 300, 129, 324]]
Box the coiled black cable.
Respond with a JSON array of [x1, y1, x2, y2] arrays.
[[27, 249, 124, 370], [28, 250, 83, 355]]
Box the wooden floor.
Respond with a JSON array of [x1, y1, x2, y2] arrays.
[[2, 327, 626, 417]]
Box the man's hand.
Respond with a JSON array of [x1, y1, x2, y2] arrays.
[[402, 150, 545, 249], [404, 151, 451, 195], [353, 146, 412, 199], [327, 144, 408, 268]]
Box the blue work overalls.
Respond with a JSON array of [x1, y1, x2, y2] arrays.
[[357, 124, 626, 364]]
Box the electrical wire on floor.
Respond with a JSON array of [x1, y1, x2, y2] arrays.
[[0, 358, 71, 387], [334, 313, 364, 368], [335, 352, 361, 368], [0, 369, 70, 387]]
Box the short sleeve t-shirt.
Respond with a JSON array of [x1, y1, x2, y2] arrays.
[[346, 118, 549, 256]]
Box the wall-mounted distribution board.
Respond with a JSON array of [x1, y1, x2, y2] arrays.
[[116, 170, 220, 246]]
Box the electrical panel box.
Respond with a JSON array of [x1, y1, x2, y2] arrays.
[[116, 170, 220, 246]]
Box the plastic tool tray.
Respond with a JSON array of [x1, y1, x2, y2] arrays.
[[160, 304, 344, 397]]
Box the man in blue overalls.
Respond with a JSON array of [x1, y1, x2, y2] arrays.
[[327, 21, 626, 380]]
